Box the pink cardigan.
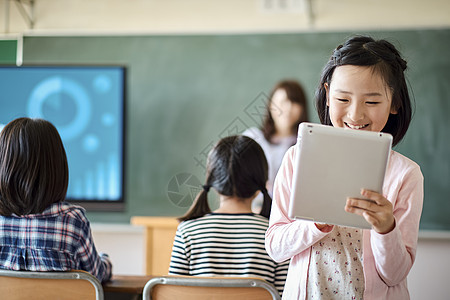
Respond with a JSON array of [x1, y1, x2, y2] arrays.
[[265, 146, 423, 300]]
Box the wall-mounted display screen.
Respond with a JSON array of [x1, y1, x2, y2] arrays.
[[0, 65, 126, 211]]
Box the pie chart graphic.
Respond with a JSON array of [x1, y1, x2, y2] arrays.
[[27, 76, 92, 141]]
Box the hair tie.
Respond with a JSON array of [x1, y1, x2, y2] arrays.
[[332, 44, 343, 65], [202, 185, 211, 193]]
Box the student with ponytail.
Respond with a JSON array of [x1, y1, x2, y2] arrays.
[[169, 135, 289, 296]]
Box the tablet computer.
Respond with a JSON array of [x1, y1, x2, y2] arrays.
[[288, 122, 392, 229]]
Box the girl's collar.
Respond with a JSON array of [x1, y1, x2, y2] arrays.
[[209, 212, 255, 216]]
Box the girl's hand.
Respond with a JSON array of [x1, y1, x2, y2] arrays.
[[345, 189, 395, 234], [315, 222, 334, 232]]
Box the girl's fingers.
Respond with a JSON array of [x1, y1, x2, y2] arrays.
[[345, 192, 395, 234], [346, 197, 377, 213], [347, 190, 392, 212], [315, 223, 334, 232], [361, 189, 386, 205]]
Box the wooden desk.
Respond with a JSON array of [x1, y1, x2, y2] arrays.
[[103, 275, 153, 300], [103, 275, 153, 294], [130, 216, 179, 276]]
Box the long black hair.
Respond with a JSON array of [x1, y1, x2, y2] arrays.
[[0, 118, 69, 216], [179, 135, 271, 221], [315, 35, 412, 146], [262, 80, 309, 143]]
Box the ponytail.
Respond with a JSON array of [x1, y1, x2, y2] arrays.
[[259, 187, 272, 219], [179, 136, 271, 221], [178, 184, 212, 222]]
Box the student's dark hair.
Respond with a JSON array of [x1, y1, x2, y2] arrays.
[[179, 135, 271, 222], [315, 35, 412, 146], [0, 118, 69, 216], [262, 79, 309, 143]]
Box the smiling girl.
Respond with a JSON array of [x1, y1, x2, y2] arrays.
[[265, 36, 423, 299]]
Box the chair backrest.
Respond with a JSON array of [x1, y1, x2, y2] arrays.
[[0, 269, 104, 300], [142, 276, 281, 300]]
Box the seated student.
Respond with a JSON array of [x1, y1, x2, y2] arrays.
[[0, 117, 112, 283], [169, 135, 289, 295]]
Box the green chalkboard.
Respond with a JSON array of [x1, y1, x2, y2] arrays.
[[21, 29, 450, 231], [0, 39, 17, 64]]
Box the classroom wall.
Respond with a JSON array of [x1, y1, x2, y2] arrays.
[[2, 1, 450, 299], [1, 0, 450, 34]]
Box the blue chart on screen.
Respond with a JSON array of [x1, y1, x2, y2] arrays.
[[0, 66, 125, 204], [27, 76, 91, 141]]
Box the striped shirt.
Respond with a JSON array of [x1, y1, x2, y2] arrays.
[[0, 202, 112, 283], [169, 213, 289, 295]]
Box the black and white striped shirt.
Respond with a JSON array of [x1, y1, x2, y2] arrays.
[[169, 213, 289, 295]]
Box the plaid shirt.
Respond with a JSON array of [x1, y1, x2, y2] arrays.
[[0, 202, 112, 282]]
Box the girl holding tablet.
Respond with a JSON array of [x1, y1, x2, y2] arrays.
[[265, 36, 423, 299]]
